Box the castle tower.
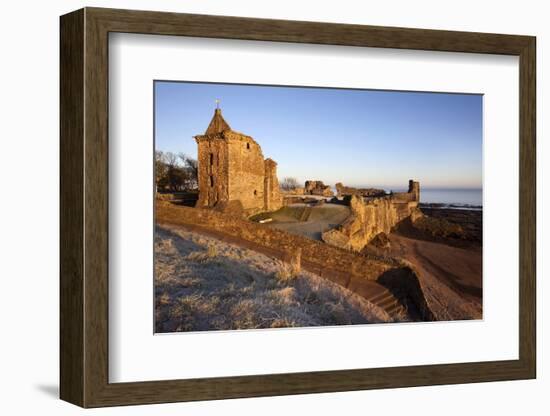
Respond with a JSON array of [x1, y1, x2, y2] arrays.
[[264, 158, 282, 212], [408, 179, 420, 202], [194, 106, 282, 215]]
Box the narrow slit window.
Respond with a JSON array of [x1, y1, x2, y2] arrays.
[[210, 153, 214, 165], [210, 175, 214, 187]]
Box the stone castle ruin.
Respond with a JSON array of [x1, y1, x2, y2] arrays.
[[304, 180, 334, 197], [192, 106, 423, 252], [153, 104, 477, 323], [335, 182, 386, 198], [322, 180, 421, 251], [195, 107, 282, 216]]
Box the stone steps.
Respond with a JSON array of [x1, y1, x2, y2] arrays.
[[386, 303, 405, 317], [369, 290, 392, 304], [377, 295, 399, 310], [357, 282, 406, 319]]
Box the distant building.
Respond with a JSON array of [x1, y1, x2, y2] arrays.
[[194, 107, 282, 215]]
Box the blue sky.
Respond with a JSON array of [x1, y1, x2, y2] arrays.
[[154, 81, 482, 189]]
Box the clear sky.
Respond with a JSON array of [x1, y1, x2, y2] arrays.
[[154, 81, 482, 189]]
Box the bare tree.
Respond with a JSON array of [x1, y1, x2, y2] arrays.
[[281, 177, 299, 191], [163, 151, 178, 168], [156, 151, 199, 192], [178, 153, 198, 189], [155, 151, 169, 191]]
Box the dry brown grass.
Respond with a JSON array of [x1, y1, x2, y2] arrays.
[[274, 263, 299, 283], [155, 224, 390, 333]]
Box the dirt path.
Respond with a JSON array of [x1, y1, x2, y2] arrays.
[[389, 235, 482, 299], [384, 234, 482, 319]]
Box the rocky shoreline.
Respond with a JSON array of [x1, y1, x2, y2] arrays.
[[419, 202, 482, 211], [419, 206, 482, 244]]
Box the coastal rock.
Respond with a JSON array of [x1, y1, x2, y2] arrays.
[[410, 212, 465, 239]]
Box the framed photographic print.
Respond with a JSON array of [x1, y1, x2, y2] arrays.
[[60, 7, 536, 408]]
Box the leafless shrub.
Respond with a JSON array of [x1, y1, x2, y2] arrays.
[[207, 244, 218, 258], [186, 244, 218, 263], [275, 262, 299, 283]]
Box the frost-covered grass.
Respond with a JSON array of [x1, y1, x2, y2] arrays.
[[155, 224, 390, 333]]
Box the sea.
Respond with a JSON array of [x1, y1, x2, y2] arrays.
[[419, 188, 482, 208]]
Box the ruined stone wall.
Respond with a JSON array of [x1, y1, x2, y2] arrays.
[[304, 180, 334, 197], [335, 182, 386, 198], [408, 179, 420, 201], [157, 201, 394, 282], [194, 108, 284, 216], [196, 137, 229, 209], [322, 180, 420, 251], [264, 158, 283, 211], [389, 180, 420, 203], [195, 131, 283, 216], [226, 132, 266, 214]]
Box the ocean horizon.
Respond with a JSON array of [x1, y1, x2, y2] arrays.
[[351, 186, 482, 207]]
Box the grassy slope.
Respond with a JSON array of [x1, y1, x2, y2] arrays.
[[155, 224, 390, 333]]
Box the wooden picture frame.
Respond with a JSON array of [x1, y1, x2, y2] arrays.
[[60, 7, 536, 408]]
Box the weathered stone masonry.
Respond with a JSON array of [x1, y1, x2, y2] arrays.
[[304, 180, 334, 197], [322, 180, 421, 251], [195, 108, 282, 216]]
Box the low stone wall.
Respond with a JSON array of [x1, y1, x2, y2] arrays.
[[156, 193, 175, 201], [156, 191, 199, 204], [156, 201, 395, 282]]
